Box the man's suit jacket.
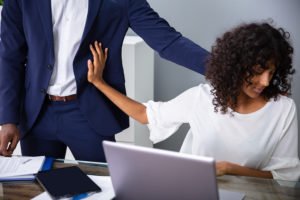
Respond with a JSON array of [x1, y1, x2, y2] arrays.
[[0, 0, 209, 137]]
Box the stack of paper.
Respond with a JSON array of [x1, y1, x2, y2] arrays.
[[0, 156, 52, 181]]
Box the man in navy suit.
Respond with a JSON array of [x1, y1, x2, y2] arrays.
[[0, 0, 209, 162]]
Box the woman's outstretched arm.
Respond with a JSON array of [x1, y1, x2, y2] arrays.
[[216, 161, 273, 179], [87, 42, 148, 124]]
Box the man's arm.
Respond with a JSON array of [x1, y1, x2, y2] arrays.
[[127, 0, 209, 74], [0, 0, 27, 124], [0, 0, 27, 155]]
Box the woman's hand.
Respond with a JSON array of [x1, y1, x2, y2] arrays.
[[87, 41, 108, 85], [86, 41, 148, 124], [216, 161, 230, 176]]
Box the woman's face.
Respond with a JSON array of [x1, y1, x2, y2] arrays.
[[241, 61, 276, 99]]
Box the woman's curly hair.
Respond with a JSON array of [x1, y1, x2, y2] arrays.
[[205, 22, 295, 114]]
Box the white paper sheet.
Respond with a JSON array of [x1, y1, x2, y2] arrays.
[[0, 156, 45, 177]]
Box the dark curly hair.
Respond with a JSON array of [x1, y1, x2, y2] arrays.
[[205, 22, 295, 114]]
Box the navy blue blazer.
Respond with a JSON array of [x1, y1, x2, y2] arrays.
[[0, 0, 209, 137]]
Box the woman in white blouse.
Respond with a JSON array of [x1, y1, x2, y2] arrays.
[[87, 22, 299, 181]]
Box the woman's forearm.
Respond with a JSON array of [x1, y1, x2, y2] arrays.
[[228, 163, 272, 179], [94, 80, 148, 124], [217, 161, 273, 179]]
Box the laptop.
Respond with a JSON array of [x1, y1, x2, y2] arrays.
[[103, 141, 245, 200]]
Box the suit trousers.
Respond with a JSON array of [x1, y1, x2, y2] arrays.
[[20, 99, 115, 162]]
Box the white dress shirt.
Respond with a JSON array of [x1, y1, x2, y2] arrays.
[[48, 0, 88, 96], [145, 83, 300, 181]]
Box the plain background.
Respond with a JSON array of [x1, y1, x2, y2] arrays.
[[129, 0, 300, 154]]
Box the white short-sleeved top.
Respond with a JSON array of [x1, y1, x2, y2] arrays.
[[145, 84, 300, 181]]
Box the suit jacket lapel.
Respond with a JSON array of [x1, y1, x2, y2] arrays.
[[36, 0, 102, 60], [37, 0, 54, 58], [81, 0, 103, 41]]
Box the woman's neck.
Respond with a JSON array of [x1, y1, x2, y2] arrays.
[[234, 95, 267, 114]]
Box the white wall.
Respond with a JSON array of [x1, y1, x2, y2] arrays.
[[116, 36, 154, 147], [144, 0, 300, 153]]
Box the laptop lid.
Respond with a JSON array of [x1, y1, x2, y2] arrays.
[[103, 141, 219, 200]]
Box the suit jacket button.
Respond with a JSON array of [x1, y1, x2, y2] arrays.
[[40, 89, 46, 94], [47, 64, 53, 70]]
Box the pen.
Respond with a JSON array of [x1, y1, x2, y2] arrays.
[[22, 159, 32, 164]]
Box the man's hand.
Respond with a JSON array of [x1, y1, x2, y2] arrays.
[[87, 41, 108, 85], [0, 124, 20, 156]]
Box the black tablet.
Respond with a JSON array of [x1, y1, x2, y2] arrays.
[[36, 166, 101, 199]]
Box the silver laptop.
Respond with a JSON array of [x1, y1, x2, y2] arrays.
[[103, 141, 244, 200]]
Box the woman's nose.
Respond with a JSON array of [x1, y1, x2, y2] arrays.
[[259, 72, 271, 87]]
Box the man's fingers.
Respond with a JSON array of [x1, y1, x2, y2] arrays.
[[0, 124, 20, 156], [6, 133, 19, 155], [7, 136, 18, 153], [0, 140, 4, 155], [0, 137, 10, 156], [0, 136, 7, 151]]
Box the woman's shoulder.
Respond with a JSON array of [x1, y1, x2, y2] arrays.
[[270, 95, 296, 113], [274, 95, 295, 106], [195, 83, 213, 94], [185, 83, 214, 101]]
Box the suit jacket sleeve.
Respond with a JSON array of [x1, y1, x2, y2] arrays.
[[127, 0, 209, 74], [0, 0, 27, 125]]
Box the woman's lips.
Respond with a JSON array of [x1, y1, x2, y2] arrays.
[[253, 87, 264, 94]]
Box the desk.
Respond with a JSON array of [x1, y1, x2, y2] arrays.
[[1, 159, 299, 200]]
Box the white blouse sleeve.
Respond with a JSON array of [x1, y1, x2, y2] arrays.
[[144, 86, 200, 144], [263, 100, 300, 181]]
